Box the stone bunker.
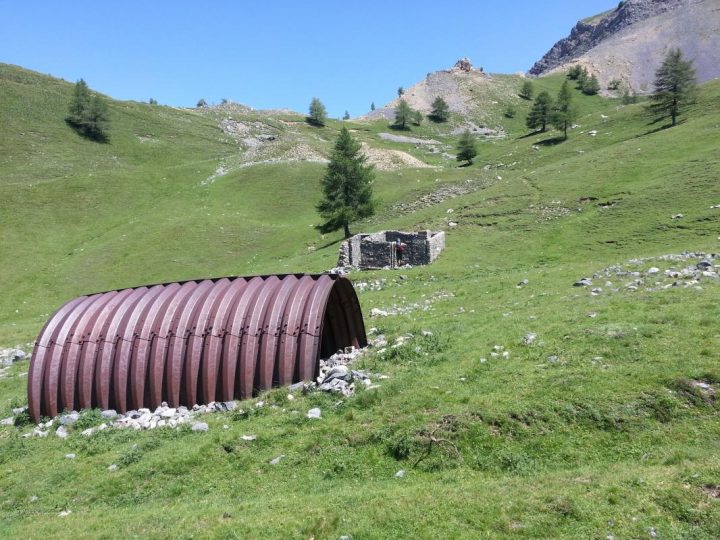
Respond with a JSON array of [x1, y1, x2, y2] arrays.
[[338, 230, 445, 270]]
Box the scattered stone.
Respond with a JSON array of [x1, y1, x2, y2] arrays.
[[269, 455, 285, 465], [516, 279, 529, 288], [65, 453, 76, 459], [59, 412, 80, 426], [108, 464, 118, 472], [30, 495, 38, 502], [56, 425, 69, 439], [241, 435, 257, 441], [101, 409, 117, 419], [12, 406, 27, 415], [370, 308, 389, 317], [58, 510, 72, 517], [307, 408, 322, 419], [395, 469, 406, 478], [573, 277, 592, 287], [1, 417, 14, 426], [81, 428, 95, 437], [0, 348, 27, 367], [191, 422, 209, 432], [671, 213, 684, 219], [521, 333, 538, 346]]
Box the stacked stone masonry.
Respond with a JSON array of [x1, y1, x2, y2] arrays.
[[338, 230, 445, 269]]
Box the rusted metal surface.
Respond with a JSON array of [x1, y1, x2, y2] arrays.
[[28, 274, 366, 422]]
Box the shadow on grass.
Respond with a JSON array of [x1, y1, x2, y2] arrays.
[[516, 129, 548, 140], [534, 135, 567, 146], [65, 119, 109, 143], [641, 118, 681, 136], [388, 123, 411, 131]]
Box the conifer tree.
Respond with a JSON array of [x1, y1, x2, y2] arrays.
[[551, 81, 577, 139], [519, 80, 534, 100], [393, 99, 412, 129], [307, 97, 327, 126], [456, 130, 477, 165], [343, 110, 350, 120], [526, 91, 553, 132], [316, 127, 375, 238], [370, 102, 376, 111], [582, 74, 600, 95], [648, 48, 697, 126], [429, 96, 449, 122], [66, 79, 109, 141]]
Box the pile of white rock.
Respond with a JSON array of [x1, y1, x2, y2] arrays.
[[573, 252, 718, 295], [315, 347, 377, 396]]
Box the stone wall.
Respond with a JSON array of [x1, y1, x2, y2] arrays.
[[337, 230, 445, 269]]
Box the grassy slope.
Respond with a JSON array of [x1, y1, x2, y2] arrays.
[[1, 64, 719, 538]]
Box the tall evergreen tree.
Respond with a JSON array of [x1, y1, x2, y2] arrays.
[[648, 48, 697, 126], [519, 80, 534, 100], [66, 79, 109, 141], [370, 101, 376, 111], [316, 127, 375, 238], [429, 96, 449, 122], [67, 79, 90, 125], [526, 91, 553, 132], [581, 74, 600, 95], [551, 81, 577, 139], [393, 99, 412, 129], [307, 97, 327, 126], [456, 130, 477, 166], [343, 110, 350, 120]]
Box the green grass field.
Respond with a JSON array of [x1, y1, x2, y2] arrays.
[[1, 63, 719, 538]]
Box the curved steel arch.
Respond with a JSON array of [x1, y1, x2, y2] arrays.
[[28, 274, 366, 422]]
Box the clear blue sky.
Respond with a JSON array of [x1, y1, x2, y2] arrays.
[[1, 0, 617, 117]]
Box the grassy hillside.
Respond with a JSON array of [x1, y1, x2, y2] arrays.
[[1, 64, 719, 538]]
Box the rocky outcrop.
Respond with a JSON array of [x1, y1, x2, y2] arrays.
[[529, 0, 692, 76]]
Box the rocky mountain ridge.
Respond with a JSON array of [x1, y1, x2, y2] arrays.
[[529, 0, 694, 76]]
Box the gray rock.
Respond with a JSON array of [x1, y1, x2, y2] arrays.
[[223, 401, 237, 411], [395, 469, 406, 478], [307, 408, 322, 419], [191, 422, 209, 432], [697, 260, 713, 270], [241, 434, 257, 441], [101, 409, 117, 419], [573, 277, 592, 287], [81, 428, 95, 437], [269, 454, 285, 465], [65, 453, 76, 459], [1, 417, 14, 426], [56, 425, 69, 439], [521, 333, 538, 346], [108, 464, 118, 472], [59, 412, 80, 425], [12, 406, 27, 415]]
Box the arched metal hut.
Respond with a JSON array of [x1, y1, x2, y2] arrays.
[[28, 273, 366, 422]]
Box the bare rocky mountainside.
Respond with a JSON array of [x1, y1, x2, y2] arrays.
[[529, 0, 720, 92]]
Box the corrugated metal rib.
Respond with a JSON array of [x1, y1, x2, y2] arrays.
[[28, 274, 366, 422]]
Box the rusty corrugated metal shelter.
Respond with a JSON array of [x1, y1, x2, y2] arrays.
[[28, 274, 366, 422]]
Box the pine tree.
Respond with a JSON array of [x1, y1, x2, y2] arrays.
[[456, 130, 477, 166], [648, 48, 697, 126], [316, 127, 375, 238], [370, 102, 376, 111], [393, 99, 412, 129], [551, 81, 577, 139], [519, 80, 534, 100], [343, 110, 350, 120], [429, 96, 449, 122], [196, 98, 208, 108], [397, 86, 404, 97], [412, 110, 423, 126], [582, 74, 600, 95], [66, 79, 109, 141], [526, 91, 553, 132], [67, 79, 90, 125], [307, 97, 327, 126]]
